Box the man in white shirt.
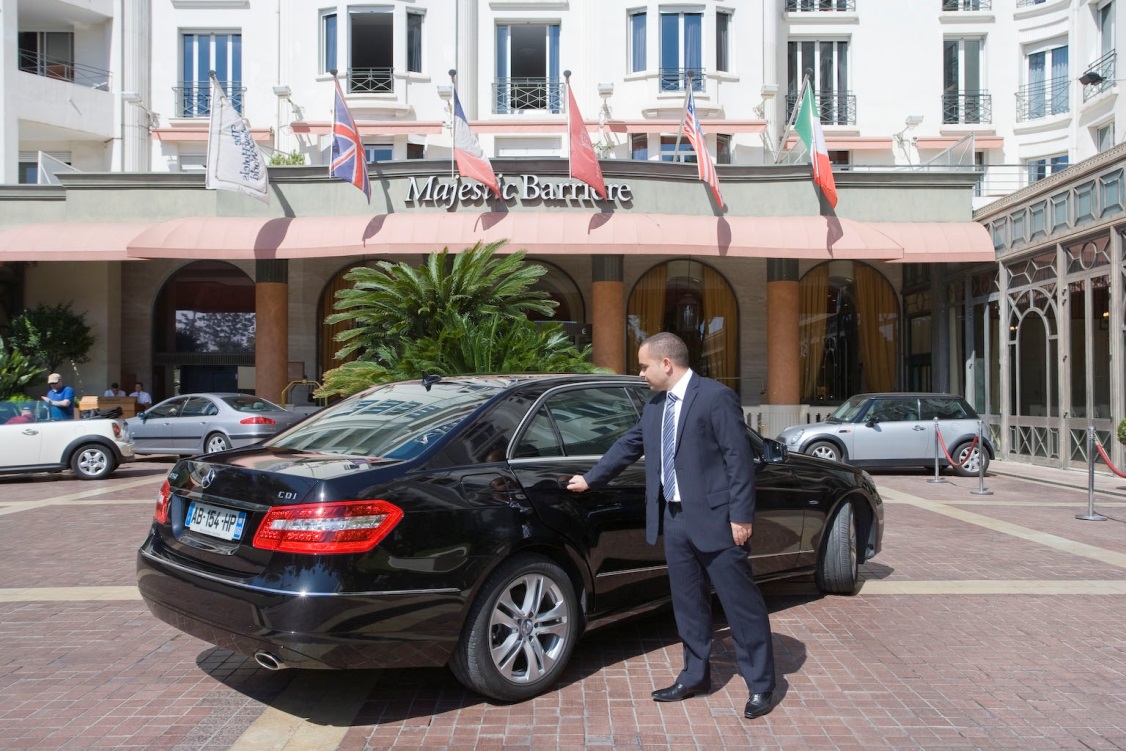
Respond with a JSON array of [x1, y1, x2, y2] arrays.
[[129, 382, 153, 409], [104, 382, 126, 397]]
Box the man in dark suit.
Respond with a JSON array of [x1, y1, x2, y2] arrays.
[[566, 332, 776, 719]]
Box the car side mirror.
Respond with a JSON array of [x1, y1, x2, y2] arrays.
[[760, 438, 789, 464], [137, 411, 147, 421], [866, 416, 880, 427]]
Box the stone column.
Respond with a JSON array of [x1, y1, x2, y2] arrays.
[[591, 255, 625, 374], [762, 259, 801, 436], [0, 0, 19, 184], [255, 259, 289, 405]]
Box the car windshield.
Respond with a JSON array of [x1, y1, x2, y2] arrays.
[[222, 396, 286, 413], [265, 380, 498, 460], [827, 396, 870, 423]]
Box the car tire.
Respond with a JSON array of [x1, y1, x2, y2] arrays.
[[806, 440, 843, 463], [450, 555, 579, 702], [815, 500, 860, 595], [71, 443, 115, 480], [951, 440, 989, 477], [205, 433, 232, 454]]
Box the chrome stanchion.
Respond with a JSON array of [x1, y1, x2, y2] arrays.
[[1076, 425, 1107, 521], [970, 420, 992, 496], [928, 416, 949, 484]]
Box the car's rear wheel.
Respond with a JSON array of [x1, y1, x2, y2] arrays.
[[71, 444, 115, 480], [951, 440, 989, 477], [806, 440, 843, 463], [205, 432, 231, 454], [815, 500, 860, 595], [450, 555, 579, 702]]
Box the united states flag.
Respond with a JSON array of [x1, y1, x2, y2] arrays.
[[681, 87, 723, 208], [330, 79, 370, 201]]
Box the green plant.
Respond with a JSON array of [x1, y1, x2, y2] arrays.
[[317, 243, 606, 398], [268, 149, 306, 166], [0, 336, 45, 401], [9, 302, 96, 372], [1117, 418, 1126, 447]]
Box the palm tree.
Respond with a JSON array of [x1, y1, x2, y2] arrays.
[[318, 242, 605, 397]]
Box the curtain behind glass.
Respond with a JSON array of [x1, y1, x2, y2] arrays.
[[631, 12, 646, 73], [701, 265, 738, 391], [548, 25, 561, 113], [1027, 51, 1045, 119], [799, 265, 830, 401], [321, 267, 360, 370], [684, 13, 702, 71], [854, 264, 898, 392], [1050, 46, 1068, 115], [324, 14, 337, 74], [627, 265, 669, 372]]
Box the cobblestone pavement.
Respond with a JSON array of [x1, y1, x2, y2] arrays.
[[1, 457, 1124, 750]]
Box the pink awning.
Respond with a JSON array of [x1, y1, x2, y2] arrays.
[[0, 222, 147, 261], [873, 222, 995, 264], [123, 213, 993, 262]]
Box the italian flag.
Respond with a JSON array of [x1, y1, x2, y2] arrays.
[[794, 86, 839, 209]]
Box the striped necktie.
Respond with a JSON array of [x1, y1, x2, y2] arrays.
[[662, 392, 678, 500]]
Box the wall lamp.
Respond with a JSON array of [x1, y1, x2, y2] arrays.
[[436, 84, 454, 101], [597, 82, 614, 97], [121, 91, 142, 103], [272, 85, 292, 98], [1079, 70, 1105, 86]]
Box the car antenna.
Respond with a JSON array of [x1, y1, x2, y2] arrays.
[[421, 372, 442, 391]]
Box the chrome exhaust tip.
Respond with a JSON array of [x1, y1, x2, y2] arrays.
[[254, 651, 285, 670]]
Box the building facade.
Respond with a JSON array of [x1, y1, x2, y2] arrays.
[[1, 0, 1123, 470]]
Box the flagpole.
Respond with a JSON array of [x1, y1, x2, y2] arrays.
[[774, 70, 811, 164], [564, 69, 572, 177], [672, 72, 693, 163], [448, 69, 457, 181], [329, 69, 339, 180]]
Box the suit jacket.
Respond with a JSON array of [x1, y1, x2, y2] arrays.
[[584, 373, 756, 552]]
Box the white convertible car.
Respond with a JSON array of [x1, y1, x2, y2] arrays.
[[0, 401, 135, 480]]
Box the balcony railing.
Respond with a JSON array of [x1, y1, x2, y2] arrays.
[[785, 90, 857, 126], [493, 78, 564, 113], [1015, 0, 1047, 7], [785, 0, 856, 10], [659, 68, 706, 93], [1015, 76, 1069, 122], [349, 67, 394, 94], [18, 51, 111, 89], [174, 82, 245, 118], [1081, 50, 1116, 101], [942, 91, 992, 124], [942, 0, 991, 9]]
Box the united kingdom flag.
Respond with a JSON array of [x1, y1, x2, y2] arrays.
[[330, 79, 370, 201]]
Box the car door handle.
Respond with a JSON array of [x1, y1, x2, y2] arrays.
[[22, 429, 38, 435], [913, 426, 926, 431]]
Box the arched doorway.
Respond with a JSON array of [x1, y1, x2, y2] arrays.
[[799, 261, 899, 403], [152, 261, 255, 400], [627, 260, 739, 393]]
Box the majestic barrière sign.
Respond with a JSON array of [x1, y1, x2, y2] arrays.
[[405, 175, 632, 208]]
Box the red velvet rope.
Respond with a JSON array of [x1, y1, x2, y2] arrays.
[[1094, 438, 1126, 479], [937, 430, 980, 468]]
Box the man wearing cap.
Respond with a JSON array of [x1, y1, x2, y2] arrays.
[[42, 373, 76, 420]]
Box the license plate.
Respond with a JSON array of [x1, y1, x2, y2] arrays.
[[186, 501, 246, 541]]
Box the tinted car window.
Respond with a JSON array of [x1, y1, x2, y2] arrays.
[[148, 398, 188, 418], [870, 398, 919, 422], [920, 396, 975, 420], [516, 409, 563, 458], [181, 397, 215, 417], [223, 395, 285, 413], [266, 382, 495, 460], [543, 387, 639, 456]]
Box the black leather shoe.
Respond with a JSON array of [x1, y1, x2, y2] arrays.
[[743, 691, 774, 719], [651, 681, 710, 702]]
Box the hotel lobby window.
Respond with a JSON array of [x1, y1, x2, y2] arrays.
[[627, 260, 739, 393], [799, 261, 899, 403]]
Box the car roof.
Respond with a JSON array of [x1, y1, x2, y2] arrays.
[[852, 392, 964, 399]]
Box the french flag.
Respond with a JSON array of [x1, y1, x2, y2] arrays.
[[330, 79, 370, 201], [452, 91, 501, 199]]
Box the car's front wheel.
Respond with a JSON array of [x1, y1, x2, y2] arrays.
[[204, 432, 231, 454], [806, 440, 843, 463], [951, 440, 989, 477], [450, 555, 579, 702], [815, 500, 860, 595], [71, 444, 115, 480]]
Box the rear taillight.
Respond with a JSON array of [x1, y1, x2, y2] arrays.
[[154, 480, 171, 524], [112, 423, 122, 438], [240, 416, 277, 425], [252, 500, 403, 554]]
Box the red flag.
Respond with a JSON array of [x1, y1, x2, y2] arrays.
[[566, 84, 606, 200], [681, 87, 722, 208]]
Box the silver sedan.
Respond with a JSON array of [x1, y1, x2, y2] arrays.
[[126, 393, 305, 456]]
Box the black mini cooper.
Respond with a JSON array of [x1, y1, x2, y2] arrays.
[[137, 374, 884, 701]]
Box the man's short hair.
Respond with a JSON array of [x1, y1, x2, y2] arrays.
[[641, 332, 689, 367]]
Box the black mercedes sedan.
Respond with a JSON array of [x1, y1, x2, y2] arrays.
[[137, 374, 884, 702]]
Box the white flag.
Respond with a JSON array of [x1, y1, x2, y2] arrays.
[[205, 76, 269, 203]]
